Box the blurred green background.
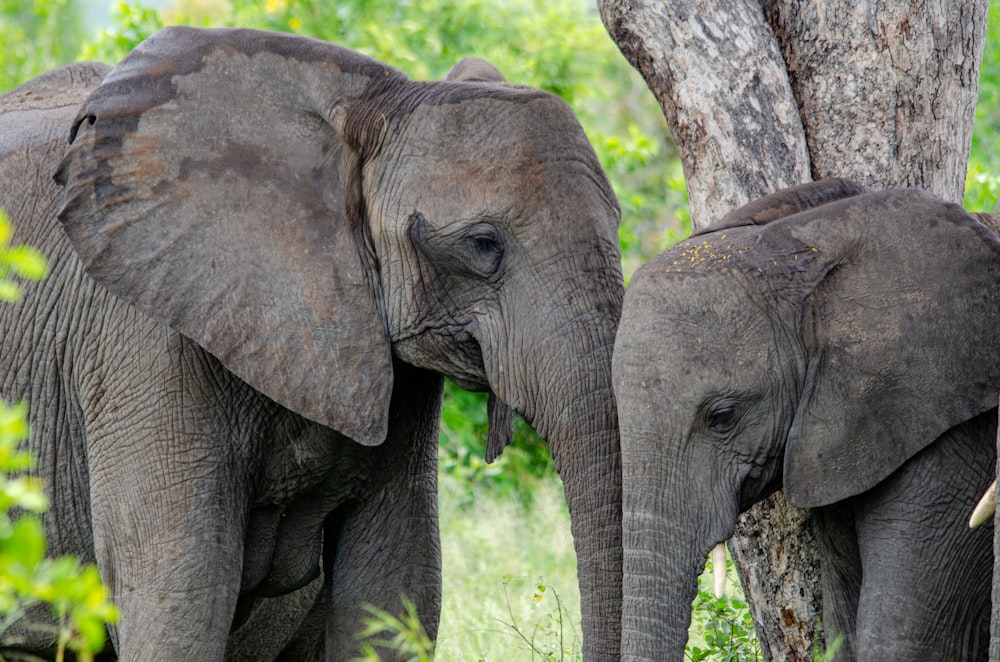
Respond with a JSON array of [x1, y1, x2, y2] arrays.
[[1, 1, 997, 658]]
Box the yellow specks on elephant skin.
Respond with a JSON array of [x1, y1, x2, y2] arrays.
[[665, 239, 756, 273]]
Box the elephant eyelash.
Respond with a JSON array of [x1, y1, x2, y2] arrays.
[[701, 396, 750, 435], [459, 226, 504, 277], [408, 213, 505, 278], [707, 407, 737, 432], [471, 235, 503, 259]]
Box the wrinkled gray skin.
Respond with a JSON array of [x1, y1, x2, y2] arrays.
[[0, 27, 623, 661], [613, 179, 1000, 661]]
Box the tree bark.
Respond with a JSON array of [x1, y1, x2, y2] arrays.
[[764, 0, 986, 200], [600, 0, 987, 658], [598, 0, 810, 226]]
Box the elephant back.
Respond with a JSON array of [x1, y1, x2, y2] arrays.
[[0, 63, 109, 163], [0, 63, 110, 246], [0, 64, 113, 407]]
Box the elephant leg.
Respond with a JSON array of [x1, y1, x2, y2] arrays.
[[85, 337, 251, 660], [226, 579, 325, 661], [851, 415, 995, 662], [276, 585, 327, 661], [88, 424, 249, 661], [323, 365, 443, 661], [89, 443, 248, 660], [813, 503, 862, 661]]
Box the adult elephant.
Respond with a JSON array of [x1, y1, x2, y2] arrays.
[[612, 179, 1000, 661], [0, 26, 623, 661]]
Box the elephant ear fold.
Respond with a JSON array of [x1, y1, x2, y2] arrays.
[[55, 26, 399, 446], [700, 178, 869, 235], [778, 188, 1000, 508], [444, 57, 506, 83]]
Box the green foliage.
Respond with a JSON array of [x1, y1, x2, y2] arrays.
[[0, 210, 47, 303], [813, 634, 843, 662], [966, 1, 1000, 210], [687, 592, 759, 662], [436, 474, 581, 659], [964, 162, 1000, 212], [357, 471, 585, 660], [355, 576, 581, 662], [355, 596, 436, 662], [686, 553, 760, 662], [0, 400, 118, 661], [492, 576, 581, 661], [77, 1, 163, 64], [357, 554, 766, 662], [439, 381, 554, 507], [0, 0, 86, 91]]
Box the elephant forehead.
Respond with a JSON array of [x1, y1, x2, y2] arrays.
[[390, 151, 540, 207], [619, 261, 779, 375], [401, 92, 589, 151], [389, 96, 612, 194], [657, 223, 804, 275], [626, 252, 763, 325]]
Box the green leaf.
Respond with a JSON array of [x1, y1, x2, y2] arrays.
[[1, 515, 45, 568], [1, 477, 48, 512], [3, 245, 47, 280], [0, 280, 20, 303], [74, 612, 110, 652]]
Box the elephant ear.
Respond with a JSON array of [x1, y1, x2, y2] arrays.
[[775, 188, 1000, 508], [699, 178, 870, 235], [55, 26, 397, 446]]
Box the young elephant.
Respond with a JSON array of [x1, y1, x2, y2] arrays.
[[613, 179, 1000, 661], [0, 27, 623, 660]]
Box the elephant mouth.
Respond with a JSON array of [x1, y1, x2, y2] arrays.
[[443, 328, 491, 391], [391, 323, 490, 390], [448, 374, 489, 391]]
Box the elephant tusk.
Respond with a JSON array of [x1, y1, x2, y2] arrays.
[[969, 479, 996, 529], [712, 542, 727, 598]]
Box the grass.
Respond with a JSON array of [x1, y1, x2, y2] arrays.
[[436, 473, 582, 660], [432, 468, 759, 661]]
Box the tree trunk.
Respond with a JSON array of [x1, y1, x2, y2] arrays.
[[599, 0, 987, 658], [765, 0, 985, 201]]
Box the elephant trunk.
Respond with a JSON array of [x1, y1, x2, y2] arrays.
[[486, 246, 624, 659], [620, 449, 738, 660], [546, 380, 622, 660], [622, 507, 705, 659]]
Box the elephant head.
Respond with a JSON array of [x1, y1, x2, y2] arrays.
[[612, 179, 1000, 658], [55, 27, 623, 658]]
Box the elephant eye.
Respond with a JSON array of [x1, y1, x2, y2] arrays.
[[407, 214, 505, 278], [473, 235, 502, 259], [704, 400, 740, 434], [462, 228, 504, 276]]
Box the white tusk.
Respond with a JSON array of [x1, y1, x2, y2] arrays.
[[969, 479, 996, 529], [712, 542, 727, 598]]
